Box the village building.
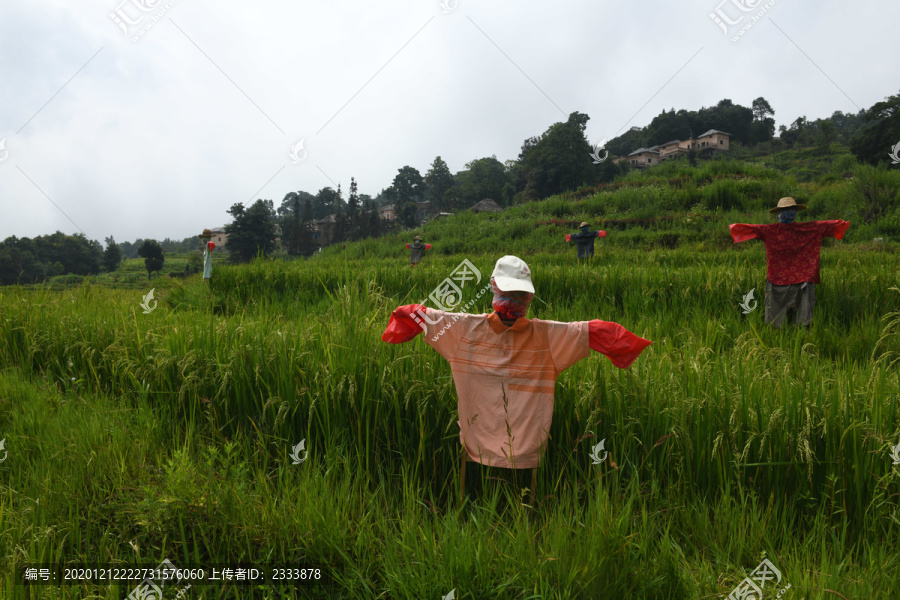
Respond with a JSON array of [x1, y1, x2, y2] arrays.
[[470, 198, 504, 214], [618, 129, 731, 168], [378, 204, 397, 222], [207, 227, 228, 248]]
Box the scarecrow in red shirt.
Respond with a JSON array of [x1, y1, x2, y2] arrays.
[[730, 197, 849, 328], [381, 255, 651, 475]]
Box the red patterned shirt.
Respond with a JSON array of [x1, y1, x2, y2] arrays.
[[729, 220, 850, 285]]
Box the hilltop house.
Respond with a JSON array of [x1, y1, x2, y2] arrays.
[[208, 227, 228, 248], [618, 129, 731, 168], [377, 201, 434, 223]]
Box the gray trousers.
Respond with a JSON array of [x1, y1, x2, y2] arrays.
[[765, 280, 816, 327]]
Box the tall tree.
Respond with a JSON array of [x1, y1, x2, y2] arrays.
[[425, 156, 454, 211], [388, 166, 424, 228], [103, 236, 123, 272], [225, 199, 278, 263], [750, 97, 776, 143], [137, 239, 165, 279], [646, 108, 691, 146], [451, 156, 509, 208], [520, 111, 596, 199], [347, 177, 361, 240], [300, 199, 315, 255], [287, 196, 303, 256], [850, 93, 900, 166]]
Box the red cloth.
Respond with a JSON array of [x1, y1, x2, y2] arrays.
[[565, 234, 571, 242], [382, 305, 652, 369], [588, 320, 651, 368], [405, 243, 432, 249], [207, 242, 215, 250], [382, 304, 427, 343], [729, 220, 849, 285]]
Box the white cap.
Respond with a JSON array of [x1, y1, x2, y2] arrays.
[[491, 255, 534, 293]]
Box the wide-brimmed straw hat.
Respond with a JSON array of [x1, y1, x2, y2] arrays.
[[414, 235, 421, 241], [579, 221, 589, 228], [199, 228, 213, 238], [768, 197, 807, 213]]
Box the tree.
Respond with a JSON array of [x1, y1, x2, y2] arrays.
[[103, 236, 123, 272], [300, 199, 315, 255], [451, 156, 509, 208], [750, 97, 776, 143], [751, 97, 775, 121], [287, 196, 303, 256], [312, 187, 340, 220], [388, 166, 424, 228], [425, 156, 454, 211], [519, 111, 596, 199], [137, 239, 165, 279], [225, 199, 278, 263], [816, 120, 836, 157], [347, 177, 361, 240], [850, 93, 900, 166], [646, 108, 691, 146]]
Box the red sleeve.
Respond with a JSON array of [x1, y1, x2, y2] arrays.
[[426, 244, 432, 250], [729, 223, 761, 244], [382, 304, 426, 344], [565, 234, 571, 242], [597, 230, 607, 238], [588, 320, 651, 368], [826, 220, 850, 240]]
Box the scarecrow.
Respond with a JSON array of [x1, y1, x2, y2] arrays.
[[566, 221, 607, 259], [730, 197, 850, 327], [199, 228, 216, 282], [406, 235, 432, 267], [381, 255, 651, 478]]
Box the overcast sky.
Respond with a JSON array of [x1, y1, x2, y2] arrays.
[[0, 0, 897, 244]]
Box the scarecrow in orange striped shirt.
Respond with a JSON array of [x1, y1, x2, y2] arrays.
[[381, 255, 651, 470]]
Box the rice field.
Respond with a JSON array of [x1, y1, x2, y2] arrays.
[[1, 244, 899, 599]]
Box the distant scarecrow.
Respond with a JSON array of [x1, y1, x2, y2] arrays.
[[566, 221, 607, 259], [406, 235, 432, 267], [730, 197, 850, 327], [199, 229, 216, 282], [381, 255, 651, 472]]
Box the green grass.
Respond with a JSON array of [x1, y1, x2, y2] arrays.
[[1, 240, 900, 598]]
